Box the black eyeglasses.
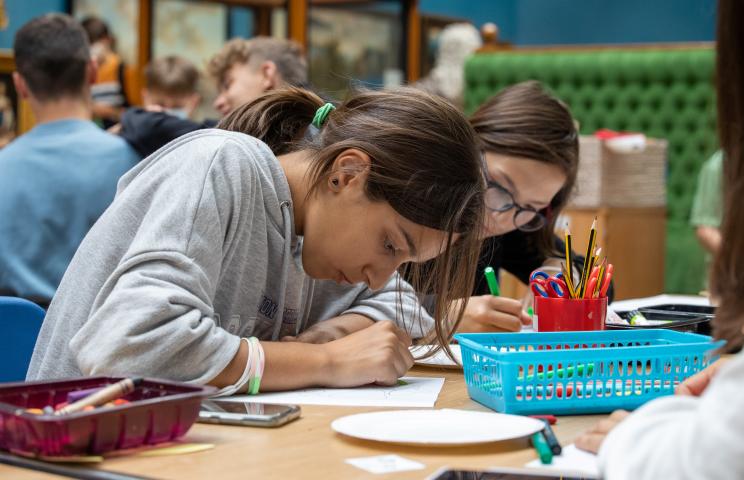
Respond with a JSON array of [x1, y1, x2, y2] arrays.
[[481, 154, 547, 232]]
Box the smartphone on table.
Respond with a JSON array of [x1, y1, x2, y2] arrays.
[[198, 399, 300, 427]]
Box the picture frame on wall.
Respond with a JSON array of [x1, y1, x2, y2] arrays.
[[0, 52, 21, 143], [152, 0, 228, 69], [72, 0, 138, 65], [308, 3, 403, 97]]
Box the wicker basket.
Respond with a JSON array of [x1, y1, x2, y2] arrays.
[[570, 135, 667, 208]]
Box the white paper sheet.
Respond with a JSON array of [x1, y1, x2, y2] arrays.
[[225, 376, 445, 407], [524, 444, 600, 478]]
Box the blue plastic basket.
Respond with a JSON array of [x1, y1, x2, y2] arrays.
[[454, 330, 724, 415]]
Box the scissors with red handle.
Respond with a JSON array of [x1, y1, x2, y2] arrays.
[[531, 276, 569, 298]]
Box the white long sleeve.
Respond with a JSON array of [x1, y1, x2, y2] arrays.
[[598, 350, 744, 479]]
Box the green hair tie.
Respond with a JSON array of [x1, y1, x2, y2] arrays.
[[311, 103, 335, 128]]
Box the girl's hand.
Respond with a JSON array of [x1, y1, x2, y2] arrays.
[[456, 295, 532, 333], [575, 410, 631, 454], [676, 358, 729, 396], [321, 320, 414, 387]]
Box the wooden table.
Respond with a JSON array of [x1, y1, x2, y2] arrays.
[[0, 368, 602, 479]]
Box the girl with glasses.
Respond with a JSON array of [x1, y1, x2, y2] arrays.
[[455, 80, 584, 333]]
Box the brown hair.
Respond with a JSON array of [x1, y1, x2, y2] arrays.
[[80, 16, 110, 44], [710, 0, 744, 352], [14, 14, 90, 102], [470, 80, 579, 255], [219, 87, 484, 351], [145, 56, 199, 96], [208, 37, 307, 89]]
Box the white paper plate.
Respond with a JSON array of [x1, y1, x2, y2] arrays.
[[331, 409, 544, 446], [410, 345, 462, 369]]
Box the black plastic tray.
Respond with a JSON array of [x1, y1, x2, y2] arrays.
[[609, 303, 714, 335]]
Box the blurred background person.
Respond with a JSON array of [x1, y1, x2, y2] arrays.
[[690, 149, 723, 288], [209, 37, 308, 117], [118, 36, 308, 158], [81, 16, 137, 128], [142, 55, 201, 119], [0, 14, 138, 307]]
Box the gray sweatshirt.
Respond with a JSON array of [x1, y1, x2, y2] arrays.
[[27, 129, 432, 384]]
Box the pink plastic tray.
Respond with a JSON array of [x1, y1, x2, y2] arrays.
[[0, 377, 215, 456]]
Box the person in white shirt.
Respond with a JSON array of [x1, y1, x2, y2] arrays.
[[575, 1, 744, 478]]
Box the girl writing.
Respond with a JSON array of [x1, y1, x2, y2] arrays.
[[28, 88, 484, 394]]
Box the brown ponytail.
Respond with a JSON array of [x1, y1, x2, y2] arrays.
[[218, 88, 324, 155]]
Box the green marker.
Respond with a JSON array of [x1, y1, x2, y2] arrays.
[[484, 266, 500, 296], [520, 363, 595, 382], [530, 431, 554, 464]]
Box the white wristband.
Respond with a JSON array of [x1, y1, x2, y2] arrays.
[[212, 337, 255, 397]]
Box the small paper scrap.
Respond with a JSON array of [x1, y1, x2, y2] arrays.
[[346, 454, 425, 474]]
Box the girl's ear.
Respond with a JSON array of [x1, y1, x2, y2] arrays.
[[329, 148, 372, 189]]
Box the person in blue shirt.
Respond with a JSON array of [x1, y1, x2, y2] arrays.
[[0, 14, 139, 307]]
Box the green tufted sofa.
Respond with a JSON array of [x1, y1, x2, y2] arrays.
[[464, 48, 717, 294]]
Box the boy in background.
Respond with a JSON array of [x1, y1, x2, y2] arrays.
[[208, 36, 308, 117], [0, 14, 139, 307], [119, 37, 308, 158], [142, 55, 201, 119]]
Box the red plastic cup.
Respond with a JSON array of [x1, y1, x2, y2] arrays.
[[534, 296, 608, 331]]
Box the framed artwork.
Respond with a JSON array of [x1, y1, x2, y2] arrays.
[[152, 0, 228, 69], [308, 3, 403, 97], [0, 52, 20, 142], [72, 0, 139, 65]]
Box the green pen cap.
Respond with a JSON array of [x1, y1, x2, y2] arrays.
[[484, 266, 501, 297]]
